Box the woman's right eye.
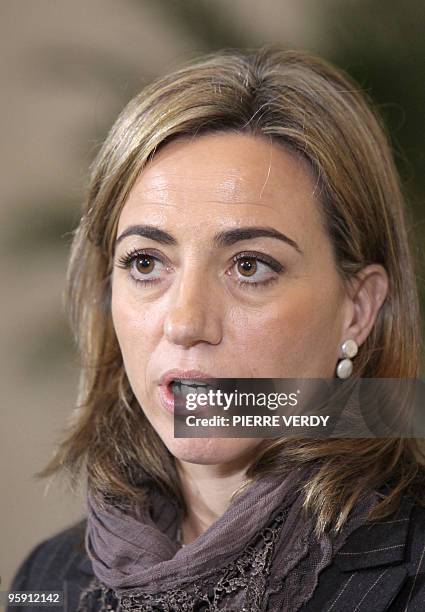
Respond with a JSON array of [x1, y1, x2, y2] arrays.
[[133, 254, 156, 275], [116, 249, 168, 286]]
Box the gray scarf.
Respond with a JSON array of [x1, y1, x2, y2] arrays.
[[79, 466, 376, 611]]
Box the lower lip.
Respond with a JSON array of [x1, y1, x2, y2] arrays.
[[157, 384, 215, 417]]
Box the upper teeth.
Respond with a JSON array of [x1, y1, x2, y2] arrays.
[[172, 380, 212, 392]]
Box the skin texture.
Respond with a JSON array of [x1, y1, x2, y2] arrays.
[[111, 132, 388, 542]]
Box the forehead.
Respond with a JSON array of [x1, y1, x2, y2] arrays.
[[117, 132, 322, 239]]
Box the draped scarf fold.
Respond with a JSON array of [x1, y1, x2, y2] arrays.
[[80, 465, 376, 611]]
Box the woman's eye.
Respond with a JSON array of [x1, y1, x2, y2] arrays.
[[116, 250, 168, 286], [236, 257, 260, 278], [134, 255, 155, 275], [131, 254, 167, 283], [231, 254, 283, 289]]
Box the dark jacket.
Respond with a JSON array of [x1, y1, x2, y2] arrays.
[[7, 496, 425, 611]]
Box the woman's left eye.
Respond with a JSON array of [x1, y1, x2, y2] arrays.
[[230, 253, 283, 289]]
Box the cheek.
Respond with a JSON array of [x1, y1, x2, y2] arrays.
[[111, 284, 160, 379], [227, 283, 342, 376]]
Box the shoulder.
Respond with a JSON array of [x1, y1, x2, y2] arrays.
[[303, 496, 425, 611], [406, 500, 425, 547], [393, 501, 425, 608], [8, 518, 90, 593]]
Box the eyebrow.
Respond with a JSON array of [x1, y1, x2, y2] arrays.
[[115, 224, 303, 254]]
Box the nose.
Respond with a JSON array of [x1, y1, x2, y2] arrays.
[[163, 267, 222, 348]]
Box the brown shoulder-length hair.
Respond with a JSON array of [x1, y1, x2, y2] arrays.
[[37, 46, 425, 534]]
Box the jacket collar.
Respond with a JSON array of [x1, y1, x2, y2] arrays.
[[77, 555, 94, 576], [333, 495, 414, 571]]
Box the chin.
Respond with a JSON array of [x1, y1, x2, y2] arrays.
[[163, 436, 260, 465]]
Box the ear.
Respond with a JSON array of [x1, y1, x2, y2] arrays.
[[340, 264, 389, 350]]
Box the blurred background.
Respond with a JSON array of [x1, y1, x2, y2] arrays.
[[1, 0, 424, 592]]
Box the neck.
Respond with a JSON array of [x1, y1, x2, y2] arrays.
[[175, 455, 254, 545]]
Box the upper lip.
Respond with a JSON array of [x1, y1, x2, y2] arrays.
[[159, 369, 219, 388]]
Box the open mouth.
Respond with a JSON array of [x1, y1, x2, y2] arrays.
[[168, 379, 218, 396]]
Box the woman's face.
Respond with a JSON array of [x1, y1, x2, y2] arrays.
[[111, 132, 353, 466]]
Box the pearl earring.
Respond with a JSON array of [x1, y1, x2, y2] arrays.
[[336, 339, 358, 379]]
